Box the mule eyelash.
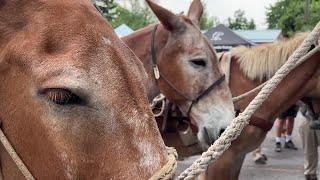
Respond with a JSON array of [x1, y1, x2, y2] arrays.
[[190, 58, 207, 67], [41, 88, 82, 105]]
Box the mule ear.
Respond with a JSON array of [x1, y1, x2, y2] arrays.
[[146, 0, 186, 32], [187, 0, 204, 25]]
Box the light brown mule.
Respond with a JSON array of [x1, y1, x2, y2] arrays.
[[203, 34, 320, 179], [123, 0, 235, 149], [0, 0, 169, 179]]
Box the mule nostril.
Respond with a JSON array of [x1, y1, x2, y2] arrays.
[[219, 128, 225, 136]]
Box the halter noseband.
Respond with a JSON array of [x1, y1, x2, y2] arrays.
[[151, 24, 226, 117]]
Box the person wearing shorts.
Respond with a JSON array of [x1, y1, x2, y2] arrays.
[[275, 105, 299, 152]]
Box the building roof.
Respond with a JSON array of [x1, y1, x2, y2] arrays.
[[204, 24, 254, 50], [234, 29, 282, 43], [115, 24, 134, 37]]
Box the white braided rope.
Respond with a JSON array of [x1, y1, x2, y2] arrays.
[[150, 94, 165, 108], [150, 147, 178, 180], [151, 94, 166, 117], [178, 22, 320, 180], [0, 129, 35, 179], [232, 82, 267, 102], [152, 99, 166, 117]]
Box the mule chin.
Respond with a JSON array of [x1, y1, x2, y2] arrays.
[[197, 126, 221, 150], [192, 104, 235, 151], [197, 131, 211, 150]]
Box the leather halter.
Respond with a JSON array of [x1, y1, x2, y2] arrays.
[[151, 24, 226, 117]]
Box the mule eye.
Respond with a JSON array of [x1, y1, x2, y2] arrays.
[[41, 88, 83, 105], [189, 58, 207, 67]]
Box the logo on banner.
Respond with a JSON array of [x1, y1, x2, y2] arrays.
[[211, 32, 224, 41]]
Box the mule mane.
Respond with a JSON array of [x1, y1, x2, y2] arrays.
[[231, 33, 308, 81]]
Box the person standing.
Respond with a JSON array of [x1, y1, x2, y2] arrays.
[[300, 106, 320, 180], [275, 105, 299, 152]]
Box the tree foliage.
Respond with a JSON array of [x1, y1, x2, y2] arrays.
[[110, 0, 156, 30], [100, 0, 220, 31], [199, 11, 214, 30], [266, 0, 320, 37], [227, 9, 256, 30], [199, 1, 219, 30], [99, 0, 118, 21]]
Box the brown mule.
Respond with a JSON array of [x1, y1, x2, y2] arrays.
[[122, 0, 235, 149], [203, 33, 320, 179], [0, 0, 170, 179]]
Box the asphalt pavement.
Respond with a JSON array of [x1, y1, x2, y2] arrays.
[[176, 112, 318, 180]]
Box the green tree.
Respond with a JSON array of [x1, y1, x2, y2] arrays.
[[98, 0, 118, 21], [227, 9, 256, 30], [111, 6, 155, 30], [266, 0, 320, 37], [130, 0, 157, 26], [199, 1, 219, 30], [248, 19, 256, 30], [110, 1, 156, 30], [200, 15, 219, 30]]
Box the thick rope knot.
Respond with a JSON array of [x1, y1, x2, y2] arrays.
[[179, 22, 320, 180], [150, 147, 178, 180]]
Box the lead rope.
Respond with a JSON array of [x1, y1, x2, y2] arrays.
[[149, 147, 178, 180], [232, 82, 267, 102], [0, 128, 34, 179], [179, 22, 320, 180]]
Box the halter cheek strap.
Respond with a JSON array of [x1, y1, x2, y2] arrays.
[[186, 75, 225, 116], [150, 24, 226, 117]]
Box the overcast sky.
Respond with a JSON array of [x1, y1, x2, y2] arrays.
[[117, 0, 278, 29], [159, 0, 278, 29]]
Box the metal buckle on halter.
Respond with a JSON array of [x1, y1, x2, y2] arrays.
[[153, 65, 160, 80]]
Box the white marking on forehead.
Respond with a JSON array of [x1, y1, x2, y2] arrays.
[[33, 60, 91, 90], [102, 37, 112, 45]]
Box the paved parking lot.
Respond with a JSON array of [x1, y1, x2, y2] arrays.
[[177, 112, 319, 179]]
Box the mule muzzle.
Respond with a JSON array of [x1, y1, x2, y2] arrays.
[[203, 127, 225, 145]]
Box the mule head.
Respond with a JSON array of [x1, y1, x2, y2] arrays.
[[0, 0, 167, 178], [146, 0, 235, 148]]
